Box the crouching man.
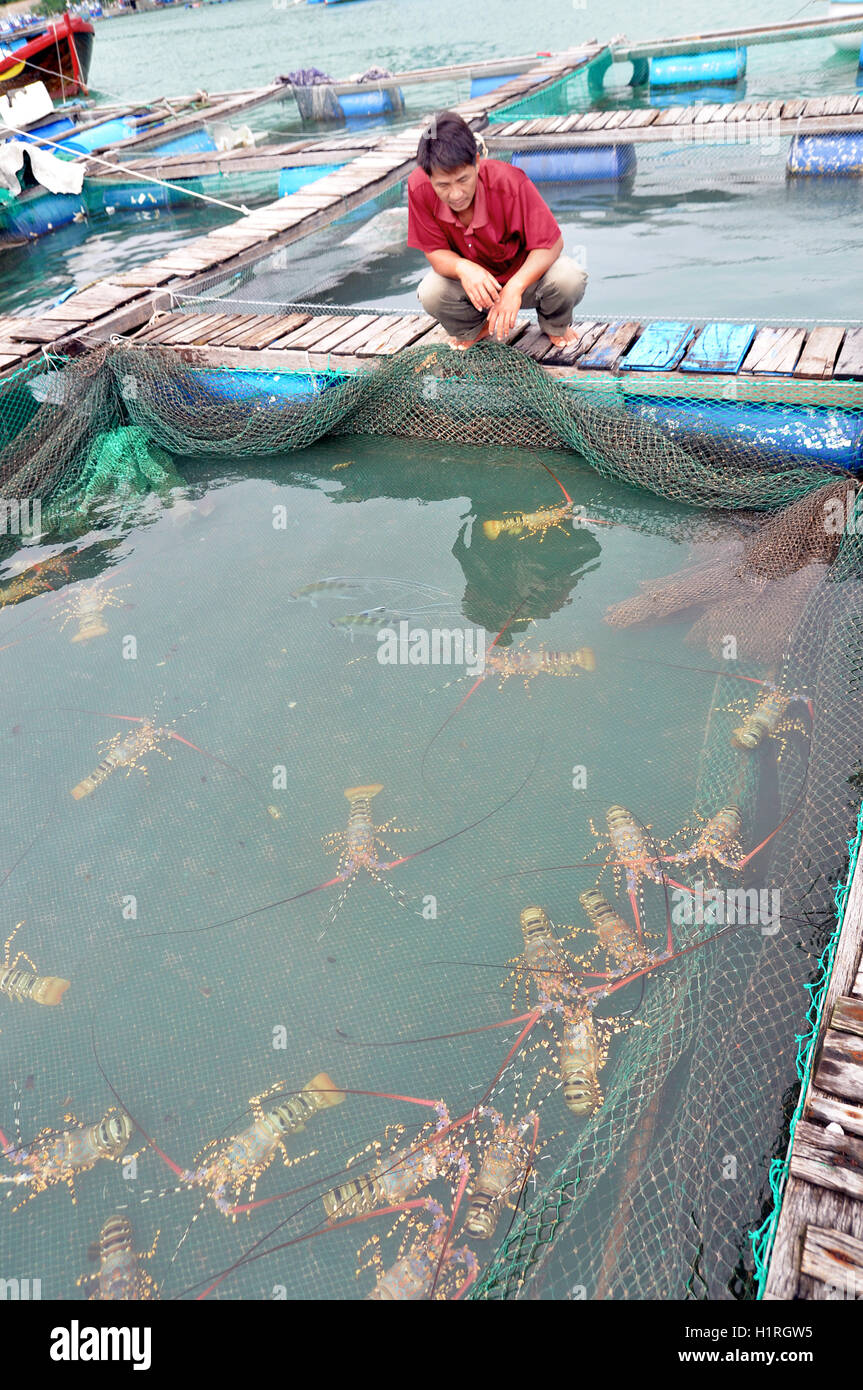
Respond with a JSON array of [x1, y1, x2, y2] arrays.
[[408, 110, 587, 350]]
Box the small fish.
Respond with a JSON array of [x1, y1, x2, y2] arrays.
[[290, 576, 452, 605], [330, 605, 461, 634]]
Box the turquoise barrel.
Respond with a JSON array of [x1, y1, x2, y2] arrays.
[[649, 48, 746, 86], [512, 145, 636, 182]]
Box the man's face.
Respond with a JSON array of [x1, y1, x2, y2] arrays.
[[428, 160, 479, 213]]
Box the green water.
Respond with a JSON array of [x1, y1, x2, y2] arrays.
[[0, 434, 806, 1299]]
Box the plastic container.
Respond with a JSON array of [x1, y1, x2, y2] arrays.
[[512, 145, 636, 182]]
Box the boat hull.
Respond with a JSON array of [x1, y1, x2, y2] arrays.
[[0, 16, 95, 99]]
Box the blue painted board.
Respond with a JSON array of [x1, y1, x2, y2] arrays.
[[620, 320, 694, 372], [679, 322, 756, 374]]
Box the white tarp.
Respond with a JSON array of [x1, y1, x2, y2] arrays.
[[0, 138, 85, 198]]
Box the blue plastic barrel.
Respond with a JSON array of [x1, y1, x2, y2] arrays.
[[54, 116, 138, 154], [338, 88, 401, 118], [469, 72, 519, 98], [626, 396, 863, 469], [649, 48, 746, 87], [788, 132, 863, 176], [150, 128, 218, 156], [87, 182, 176, 213], [278, 162, 346, 196], [512, 145, 636, 182], [0, 191, 84, 237], [189, 369, 341, 405]]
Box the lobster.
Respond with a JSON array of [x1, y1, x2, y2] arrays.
[[723, 687, 809, 756], [321, 1102, 460, 1223], [0, 554, 70, 607], [2, 1105, 133, 1209], [321, 783, 414, 923], [186, 1073, 345, 1217], [0, 922, 69, 1008], [484, 642, 596, 692], [574, 889, 657, 975], [483, 504, 577, 542], [664, 805, 747, 879], [57, 580, 127, 643], [557, 999, 644, 1117], [463, 1107, 539, 1241], [78, 1215, 159, 1300], [362, 1197, 479, 1301], [71, 719, 173, 800], [503, 906, 584, 1010]]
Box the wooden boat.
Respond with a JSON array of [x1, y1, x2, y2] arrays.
[[0, 15, 95, 101]]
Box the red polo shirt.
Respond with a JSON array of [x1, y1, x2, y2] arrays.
[[407, 159, 561, 284]]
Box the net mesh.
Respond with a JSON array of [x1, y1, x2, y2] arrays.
[[0, 339, 861, 1299]]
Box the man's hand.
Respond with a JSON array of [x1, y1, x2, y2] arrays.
[[458, 260, 501, 312], [486, 282, 522, 341]]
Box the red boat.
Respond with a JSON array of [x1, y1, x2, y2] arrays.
[[0, 15, 94, 102]]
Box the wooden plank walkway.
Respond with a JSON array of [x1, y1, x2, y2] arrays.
[[68, 309, 863, 399], [487, 94, 863, 146], [612, 13, 863, 62], [764, 848, 863, 1300], [0, 48, 600, 377]]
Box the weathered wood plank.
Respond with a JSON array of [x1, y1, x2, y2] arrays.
[[800, 1224, 863, 1294], [834, 327, 863, 379], [309, 313, 380, 355], [577, 320, 642, 371], [793, 326, 845, 380], [740, 326, 805, 376], [815, 1027, 863, 1104], [680, 322, 757, 374], [807, 1094, 863, 1139], [268, 315, 353, 351], [543, 320, 607, 366], [790, 1120, 863, 1199], [620, 320, 694, 372], [832, 995, 863, 1040]]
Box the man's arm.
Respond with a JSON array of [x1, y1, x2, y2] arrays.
[[487, 236, 564, 340], [425, 248, 502, 312]]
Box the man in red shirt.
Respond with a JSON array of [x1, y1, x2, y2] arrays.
[[408, 110, 587, 349]]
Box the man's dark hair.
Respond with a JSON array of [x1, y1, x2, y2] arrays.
[[416, 111, 478, 175]]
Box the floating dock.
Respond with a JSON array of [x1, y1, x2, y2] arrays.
[[487, 94, 863, 147], [764, 852, 863, 1300]]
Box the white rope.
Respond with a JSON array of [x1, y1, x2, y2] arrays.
[[1, 119, 252, 216]]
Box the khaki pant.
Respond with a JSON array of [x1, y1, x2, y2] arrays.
[[417, 255, 587, 339]]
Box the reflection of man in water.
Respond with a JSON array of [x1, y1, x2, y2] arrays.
[[452, 501, 602, 640]]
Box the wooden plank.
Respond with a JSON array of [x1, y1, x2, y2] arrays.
[[653, 106, 688, 126], [543, 320, 607, 366], [740, 326, 805, 375], [267, 315, 353, 351], [694, 104, 724, 125], [2, 319, 77, 343], [790, 1120, 863, 1200], [401, 320, 453, 352], [356, 314, 433, 356], [807, 1094, 863, 1139], [620, 320, 694, 372], [309, 313, 381, 355], [855, 960, 863, 1000], [832, 995, 863, 1039], [814, 1028, 863, 1104], [577, 320, 642, 371], [680, 322, 757, 374], [205, 315, 272, 347], [793, 326, 845, 380], [800, 1225, 863, 1294], [834, 327, 863, 379], [781, 98, 808, 120], [620, 109, 660, 128], [513, 323, 552, 360]]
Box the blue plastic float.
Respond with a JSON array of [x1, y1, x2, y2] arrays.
[[188, 369, 343, 405], [512, 145, 636, 182], [278, 162, 346, 195], [0, 192, 84, 237], [149, 128, 219, 156], [626, 397, 863, 469], [787, 132, 863, 176], [649, 48, 746, 87], [338, 88, 401, 119], [469, 73, 519, 98]]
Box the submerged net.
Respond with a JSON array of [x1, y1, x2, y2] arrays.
[[0, 339, 861, 1300]]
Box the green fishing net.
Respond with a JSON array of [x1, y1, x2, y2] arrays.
[[0, 338, 861, 1300]]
